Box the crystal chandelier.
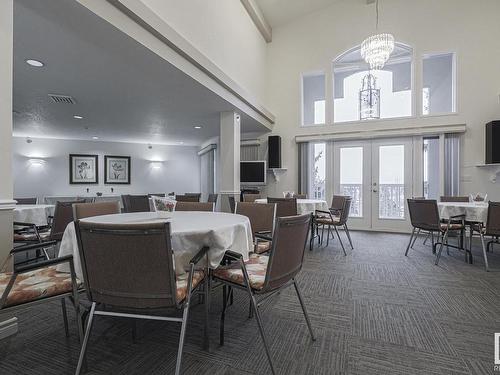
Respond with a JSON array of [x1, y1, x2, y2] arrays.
[[360, 0, 394, 70]]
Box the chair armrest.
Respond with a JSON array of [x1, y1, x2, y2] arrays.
[[255, 233, 272, 242], [14, 255, 73, 274], [13, 221, 37, 228], [223, 250, 243, 260], [314, 210, 330, 216], [189, 246, 209, 265], [10, 240, 58, 254]]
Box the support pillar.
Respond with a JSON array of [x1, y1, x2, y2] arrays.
[[219, 112, 240, 212]]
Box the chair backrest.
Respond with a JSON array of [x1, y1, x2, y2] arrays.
[[294, 194, 307, 199], [267, 197, 298, 217], [228, 196, 236, 213], [185, 193, 201, 201], [235, 202, 276, 236], [338, 197, 352, 225], [122, 195, 150, 213], [175, 195, 200, 202], [263, 214, 310, 291], [242, 193, 260, 203], [73, 201, 121, 220], [175, 201, 214, 212], [44, 196, 79, 205], [407, 199, 441, 231], [440, 196, 469, 202], [486, 201, 500, 236], [208, 193, 218, 203], [148, 193, 166, 198], [50, 200, 83, 241], [75, 221, 178, 309], [330, 195, 345, 211], [14, 197, 37, 205]]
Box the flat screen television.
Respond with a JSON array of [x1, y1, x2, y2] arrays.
[[240, 161, 266, 186]]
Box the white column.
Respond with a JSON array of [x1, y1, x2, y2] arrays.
[[0, 0, 14, 266], [219, 112, 240, 212], [0, 0, 17, 340]]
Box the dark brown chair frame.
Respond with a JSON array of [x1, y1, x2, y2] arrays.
[[469, 201, 500, 271], [214, 214, 316, 375], [14, 197, 37, 205], [267, 197, 298, 217], [314, 196, 353, 255], [122, 194, 151, 213]]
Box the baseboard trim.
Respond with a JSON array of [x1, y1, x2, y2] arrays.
[[0, 317, 18, 340]]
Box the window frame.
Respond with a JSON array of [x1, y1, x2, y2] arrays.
[[420, 51, 457, 117], [300, 70, 327, 127]]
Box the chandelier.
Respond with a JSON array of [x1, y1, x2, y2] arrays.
[[359, 73, 380, 120], [360, 0, 394, 70]]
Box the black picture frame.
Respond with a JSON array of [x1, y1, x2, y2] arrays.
[[104, 155, 131, 184], [69, 154, 99, 184]]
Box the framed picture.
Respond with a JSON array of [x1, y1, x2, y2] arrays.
[[69, 154, 98, 184], [104, 155, 131, 184]]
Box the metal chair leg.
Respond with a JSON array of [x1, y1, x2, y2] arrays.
[[405, 228, 416, 256], [333, 226, 346, 256], [480, 233, 490, 272], [293, 280, 316, 341], [75, 302, 96, 375], [326, 226, 331, 246], [435, 231, 449, 265], [175, 305, 190, 375], [411, 228, 420, 248], [204, 274, 210, 351], [344, 224, 354, 249], [220, 284, 232, 346], [61, 298, 69, 338]]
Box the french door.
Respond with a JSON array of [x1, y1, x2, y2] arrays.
[[333, 138, 413, 232]]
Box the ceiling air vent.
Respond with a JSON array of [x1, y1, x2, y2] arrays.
[[48, 93, 76, 104]]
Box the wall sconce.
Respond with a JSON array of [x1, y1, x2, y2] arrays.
[[28, 158, 46, 166], [151, 161, 163, 169]]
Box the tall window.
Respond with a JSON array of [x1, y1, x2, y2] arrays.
[[312, 143, 326, 199], [333, 43, 413, 123], [339, 147, 363, 217], [422, 53, 456, 115], [302, 72, 326, 126]]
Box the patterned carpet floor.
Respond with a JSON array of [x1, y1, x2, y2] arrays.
[[1, 230, 499, 374]]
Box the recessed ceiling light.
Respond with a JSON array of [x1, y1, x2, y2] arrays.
[[25, 59, 44, 67], [194, 126, 202, 129], [73, 115, 83, 119], [92, 136, 99, 140]]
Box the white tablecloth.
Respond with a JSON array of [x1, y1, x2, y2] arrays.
[[13, 204, 55, 226], [255, 198, 329, 215], [438, 202, 488, 223], [57, 211, 253, 280]]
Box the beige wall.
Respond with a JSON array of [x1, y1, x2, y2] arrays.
[[263, 0, 500, 199], [0, 0, 13, 266], [140, 0, 268, 103]]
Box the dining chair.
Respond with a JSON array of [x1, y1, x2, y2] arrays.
[[242, 193, 261, 203], [440, 196, 469, 202], [148, 193, 166, 198], [409, 197, 434, 247], [73, 201, 121, 220], [314, 196, 353, 254], [185, 193, 202, 201], [406, 199, 466, 265], [1, 241, 83, 343], [122, 194, 151, 212], [14, 197, 37, 205], [213, 214, 316, 375], [74, 221, 208, 375], [175, 195, 200, 202], [228, 196, 236, 213], [293, 193, 307, 199], [267, 197, 297, 217], [468, 201, 500, 271], [208, 193, 218, 204], [175, 202, 215, 212], [235, 202, 276, 254]]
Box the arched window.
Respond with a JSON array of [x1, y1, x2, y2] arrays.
[[333, 42, 413, 123]]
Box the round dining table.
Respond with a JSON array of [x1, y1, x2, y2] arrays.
[[13, 204, 55, 226], [254, 198, 329, 215], [57, 211, 253, 280], [438, 201, 488, 223]]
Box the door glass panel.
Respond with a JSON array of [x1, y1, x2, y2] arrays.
[[312, 143, 326, 199], [379, 145, 405, 219], [340, 147, 363, 217], [423, 137, 440, 199]]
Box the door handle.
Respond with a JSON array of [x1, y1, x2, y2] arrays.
[[373, 189, 378, 193]]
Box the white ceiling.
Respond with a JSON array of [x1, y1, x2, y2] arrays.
[[255, 0, 342, 28], [13, 0, 268, 146]]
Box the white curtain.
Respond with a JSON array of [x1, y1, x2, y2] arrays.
[[200, 148, 216, 202], [241, 144, 259, 161], [298, 142, 310, 196], [444, 133, 460, 196]]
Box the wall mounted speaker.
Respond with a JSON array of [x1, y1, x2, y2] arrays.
[[268, 135, 281, 168], [486, 121, 500, 164]]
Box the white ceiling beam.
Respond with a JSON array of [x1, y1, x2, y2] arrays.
[[240, 0, 272, 43]]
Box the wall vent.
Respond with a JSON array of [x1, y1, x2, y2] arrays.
[[48, 94, 76, 104]]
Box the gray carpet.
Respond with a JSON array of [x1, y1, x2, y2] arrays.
[[1, 231, 499, 374]]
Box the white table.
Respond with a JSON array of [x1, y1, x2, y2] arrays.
[[438, 202, 488, 223], [57, 211, 253, 280], [13, 204, 54, 226], [255, 198, 329, 215]]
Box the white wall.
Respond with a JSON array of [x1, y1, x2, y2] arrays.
[[263, 0, 500, 199], [12, 137, 200, 200], [139, 0, 268, 103]]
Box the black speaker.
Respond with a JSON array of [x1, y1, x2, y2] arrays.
[[268, 135, 281, 168], [486, 121, 500, 164]]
